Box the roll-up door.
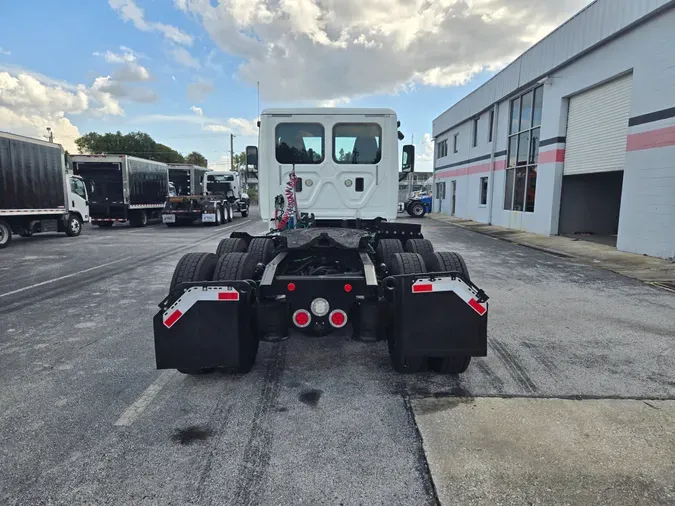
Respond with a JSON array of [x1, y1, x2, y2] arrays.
[[564, 73, 633, 175]]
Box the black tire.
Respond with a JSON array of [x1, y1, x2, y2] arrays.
[[212, 207, 222, 227], [213, 252, 257, 281], [130, 211, 148, 228], [429, 356, 471, 374], [0, 220, 12, 249], [405, 239, 434, 268], [247, 238, 276, 265], [408, 202, 426, 217], [426, 252, 470, 281], [241, 210, 249, 218], [96, 222, 114, 228], [216, 237, 248, 257], [169, 252, 218, 295], [226, 205, 233, 223], [65, 214, 83, 237], [376, 238, 404, 270], [387, 252, 427, 373]]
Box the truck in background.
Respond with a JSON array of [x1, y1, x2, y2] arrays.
[[70, 154, 169, 227], [0, 131, 89, 249], [162, 166, 249, 227]]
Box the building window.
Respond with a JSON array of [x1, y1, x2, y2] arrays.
[[436, 139, 448, 159], [472, 118, 479, 147], [453, 133, 459, 153], [504, 85, 543, 212], [479, 177, 488, 206], [488, 109, 495, 143]]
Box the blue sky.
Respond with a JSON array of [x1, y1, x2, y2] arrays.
[[0, 0, 590, 171]]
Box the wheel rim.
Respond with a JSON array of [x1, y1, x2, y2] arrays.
[[413, 205, 423, 216], [0, 225, 7, 244], [71, 219, 80, 233]]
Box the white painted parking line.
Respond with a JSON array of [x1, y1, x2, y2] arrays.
[[114, 370, 177, 427], [0, 257, 132, 299]]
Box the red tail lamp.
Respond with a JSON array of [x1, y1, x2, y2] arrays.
[[329, 309, 347, 328], [287, 282, 296, 292], [344, 283, 352, 293], [293, 309, 311, 328]]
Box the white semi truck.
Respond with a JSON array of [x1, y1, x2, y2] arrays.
[[162, 166, 249, 226], [153, 108, 489, 375], [0, 131, 89, 249]]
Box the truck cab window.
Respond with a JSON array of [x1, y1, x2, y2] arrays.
[[276, 123, 324, 164], [333, 123, 382, 164], [71, 178, 87, 199]]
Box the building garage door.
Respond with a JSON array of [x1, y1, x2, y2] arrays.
[[564, 73, 633, 175]]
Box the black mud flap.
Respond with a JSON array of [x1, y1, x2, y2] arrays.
[[153, 281, 255, 370], [383, 272, 488, 357]]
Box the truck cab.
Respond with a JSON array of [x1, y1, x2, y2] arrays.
[[257, 108, 414, 222], [67, 174, 90, 228]]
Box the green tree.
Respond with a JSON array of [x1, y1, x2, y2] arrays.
[[75, 131, 185, 164], [186, 151, 208, 167], [232, 151, 247, 170]]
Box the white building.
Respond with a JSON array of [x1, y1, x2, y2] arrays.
[[432, 0, 675, 259]]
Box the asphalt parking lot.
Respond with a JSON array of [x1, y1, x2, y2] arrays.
[[1, 210, 674, 505]]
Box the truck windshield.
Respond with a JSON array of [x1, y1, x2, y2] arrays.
[[276, 123, 324, 164], [207, 174, 233, 194]]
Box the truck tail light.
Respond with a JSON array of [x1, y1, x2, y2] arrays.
[[329, 310, 347, 328], [293, 309, 311, 328]]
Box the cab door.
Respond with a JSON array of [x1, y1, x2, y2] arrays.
[[69, 176, 90, 222], [274, 116, 391, 219]]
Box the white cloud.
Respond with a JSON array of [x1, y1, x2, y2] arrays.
[[109, 0, 194, 45], [176, 0, 590, 101], [204, 118, 257, 136], [418, 133, 434, 163], [0, 47, 11, 56], [170, 46, 200, 69], [0, 107, 81, 152], [112, 62, 151, 82], [186, 78, 214, 101], [190, 105, 203, 116], [93, 48, 136, 64], [316, 97, 351, 108]]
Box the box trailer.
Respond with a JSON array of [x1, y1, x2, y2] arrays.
[[71, 154, 169, 227], [0, 131, 89, 249]]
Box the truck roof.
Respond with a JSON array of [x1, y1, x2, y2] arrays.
[[0, 131, 64, 150], [261, 108, 396, 116], [69, 154, 169, 166], [168, 164, 210, 171]]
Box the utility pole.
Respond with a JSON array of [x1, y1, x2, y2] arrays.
[[230, 133, 235, 172]]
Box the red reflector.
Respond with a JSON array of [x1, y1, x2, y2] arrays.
[[218, 291, 239, 300], [330, 311, 346, 327], [413, 283, 433, 293], [287, 282, 296, 292], [294, 311, 310, 326], [164, 309, 183, 328], [344, 283, 352, 293], [468, 298, 487, 316]]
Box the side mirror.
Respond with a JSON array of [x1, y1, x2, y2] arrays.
[[400, 144, 415, 182], [246, 146, 258, 168]]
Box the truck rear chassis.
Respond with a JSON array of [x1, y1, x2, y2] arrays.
[[153, 223, 488, 374]]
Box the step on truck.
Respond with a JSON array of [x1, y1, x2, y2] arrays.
[[162, 165, 248, 226], [153, 108, 488, 375], [0, 131, 90, 249], [70, 154, 169, 227]]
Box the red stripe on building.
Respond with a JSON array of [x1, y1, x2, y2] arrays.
[[494, 159, 507, 171], [538, 148, 566, 164], [626, 125, 675, 152]]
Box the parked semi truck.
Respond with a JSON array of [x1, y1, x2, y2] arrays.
[[162, 166, 249, 226], [0, 131, 89, 249], [153, 108, 488, 376], [70, 154, 169, 227]]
